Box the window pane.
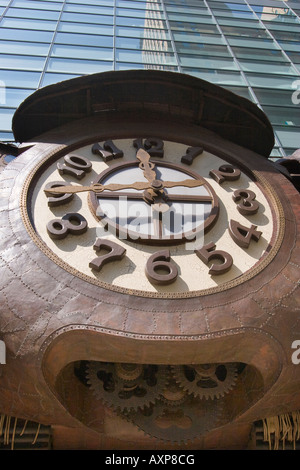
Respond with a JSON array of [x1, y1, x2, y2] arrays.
[[0, 28, 53, 42], [0, 109, 14, 130], [41, 72, 80, 87], [232, 46, 287, 62], [116, 26, 170, 40], [115, 62, 178, 71], [270, 30, 300, 42], [2, 88, 32, 107], [213, 8, 256, 19], [61, 12, 114, 24], [246, 73, 299, 89], [166, 5, 209, 15], [167, 13, 214, 23], [0, 54, 45, 71], [175, 42, 230, 57], [173, 31, 225, 44], [64, 4, 113, 14], [0, 69, 40, 87], [52, 44, 113, 60], [239, 60, 295, 75], [220, 25, 270, 38], [183, 68, 246, 86], [253, 88, 296, 105], [116, 48, 177, 65], [58, 22, 113, 35], [227, 36, 279, 49], [6, 7, 60, 20], [10, 0, 62, 10], [55, 32, 114, 47], [116, 16, 167, 28], [263, 106, 300, 126], [117, 1, 163, 10], [0, 40, 49, 56], [47, 57, 113, 74], [115, 37, 173, 52], [169, 21, 219, 34], [275, 127, 300, 148], [116, 7, 165, 19], [179, 55, 238, 70], [1, 17, 57, 31]]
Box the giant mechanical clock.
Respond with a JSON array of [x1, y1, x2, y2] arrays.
[[0, 71, 299, 449]]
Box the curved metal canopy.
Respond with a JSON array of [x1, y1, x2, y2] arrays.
[[12, 69, 274, 157]]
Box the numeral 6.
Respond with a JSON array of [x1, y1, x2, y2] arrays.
[[145, 250, 178, 285]]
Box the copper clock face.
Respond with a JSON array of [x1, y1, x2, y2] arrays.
[[27, 137, 276, 298]]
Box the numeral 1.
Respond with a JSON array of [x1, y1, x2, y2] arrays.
[[89, 239, 126, 272], [92, 140, 124, 162], [133, 137, 164, 158], [195, 242, 233, 275], [181, 146, 203, 165]]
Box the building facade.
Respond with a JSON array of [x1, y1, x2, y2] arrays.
[[0, 0, 300, 159]]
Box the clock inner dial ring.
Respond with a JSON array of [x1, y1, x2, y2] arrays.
[[90, 161, 219, 244]]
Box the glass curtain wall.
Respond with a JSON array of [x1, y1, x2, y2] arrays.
[[0, 0, 299, 159]]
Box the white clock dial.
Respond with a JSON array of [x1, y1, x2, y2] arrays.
[[29, 138, 275, 297]]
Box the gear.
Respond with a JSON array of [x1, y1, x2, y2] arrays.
[[172, 363, 238, 400], [125, 396, 223, 444], [86, 361, 168, 412]]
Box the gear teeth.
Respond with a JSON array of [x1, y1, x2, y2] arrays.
[[170, 363, 239, 401], [86, 361, 169, 413]]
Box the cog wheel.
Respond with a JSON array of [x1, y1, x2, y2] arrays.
[[125, 396, 223, 444], [86, 361, 168, 412], [159, 377, 188, 407], [172, 363, 238, 400]]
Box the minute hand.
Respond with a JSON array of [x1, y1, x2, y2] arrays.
[[44, 179, 205, 195]]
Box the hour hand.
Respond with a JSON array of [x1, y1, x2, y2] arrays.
[[44, 181, 151, 195]]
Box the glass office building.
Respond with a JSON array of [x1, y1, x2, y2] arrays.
[[0, 0, 299, 159]]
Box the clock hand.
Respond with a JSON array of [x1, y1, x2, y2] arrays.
[[44, 178, 205, 195], [136, 148, 157, 183], [44, 181, 152, 195]]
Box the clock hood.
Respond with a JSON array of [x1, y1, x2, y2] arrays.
[[12, 69, 274, 157]]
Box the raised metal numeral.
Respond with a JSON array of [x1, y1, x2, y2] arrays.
[[44, 181, 74, 207], [47, 213, 88, 240], [195, 242, 233, 275], [181, 146, 203, 165], [133, 137, 164, 158], [92, 140, 124, 162], [229, 220, 262, 248], [145, 250, 178, 285], [89, 239, 126, 272], [57, 154, 92, 180], [232, 189, 259, 215], [209, 165, 241, 185]]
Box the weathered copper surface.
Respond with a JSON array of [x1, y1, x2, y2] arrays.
[[0, 71, 299, 450]]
